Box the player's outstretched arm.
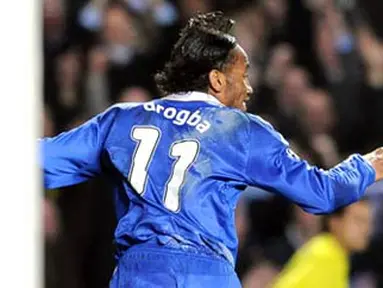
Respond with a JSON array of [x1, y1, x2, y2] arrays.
[[39, 106, 120, 189], [243, 115, 377, 214]]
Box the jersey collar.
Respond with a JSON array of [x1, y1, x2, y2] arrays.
[[163, 92, 225, 107]]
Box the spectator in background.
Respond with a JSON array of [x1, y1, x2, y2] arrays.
[[118, 86, 152, 103], [233, 4, 266, 63], [86, 46, 110, 117], [264, 205, 322, 269], [177, 0, 213, 23], [350, 183, 383, 288], [125, 0, 178, 27], [297, 88, 341, 168], [240, 206, 321, 288], [242, 262, 279, 288], [43, 107, 55, 138], [43, 0, 70, 133], [261, 0, 289, 47], [278, 67, 311, 118], [272, 66, 311, 140], [251, 43, 295, 116], [102, 1, 158, 101], [57, 50, 82, 110], [357, 25, 383, 151], [232, 5, 264, 105], [298, 89, 335, 136], [265, 44, 295, 90], [272, 199, 373, 288]]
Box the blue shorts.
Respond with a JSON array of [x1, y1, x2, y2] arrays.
[[109, 244, 241, 288]]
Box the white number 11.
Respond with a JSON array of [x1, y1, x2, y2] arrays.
[[129, 126, 199, 212]]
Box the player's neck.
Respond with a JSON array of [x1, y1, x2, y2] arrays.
[[165, 91, 224, 106], [207, 89, 227, 107]]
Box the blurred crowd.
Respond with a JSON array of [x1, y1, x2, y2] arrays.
[[43, 0, 383, 287]]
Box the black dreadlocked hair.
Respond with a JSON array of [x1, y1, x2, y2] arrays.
[[154, 11, 237, 96]]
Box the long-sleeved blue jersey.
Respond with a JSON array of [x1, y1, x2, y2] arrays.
[[40, 92, 376, 266]]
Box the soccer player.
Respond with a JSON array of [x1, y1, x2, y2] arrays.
[[40, 12, 383, 287], [272, 199, 372, 288]]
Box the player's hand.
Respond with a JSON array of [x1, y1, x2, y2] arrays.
[[363, 147, 383, 182]]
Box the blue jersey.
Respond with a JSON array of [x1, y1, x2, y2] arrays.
[[41, 92, 375, 266]]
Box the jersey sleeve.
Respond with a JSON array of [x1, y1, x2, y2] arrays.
[[243, 115, 376, 214], [39, 105, 121, 189]]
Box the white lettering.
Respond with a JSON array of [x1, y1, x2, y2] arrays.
[[174, 110, 190, 125], [196, 121, 211, 133], [187, 110, 201, 126], [143, 101, 156, 111], [164, 107, 177, 119], [144, 103, 211, 133], [156, 104, 165, 113]]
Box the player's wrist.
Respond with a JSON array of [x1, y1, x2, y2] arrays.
[[363, 147, 383, 182]]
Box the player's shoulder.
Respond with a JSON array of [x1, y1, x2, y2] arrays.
[[107, 102, 145, 112], [243, 113, 289, 146], [211, 106, 250, 126], [244, 113, 276, 131], [100, 102, 146, 120]]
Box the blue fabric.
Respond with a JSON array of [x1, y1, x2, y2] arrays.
[[40, 92, 376, 272], [109, 243, 241, 288]]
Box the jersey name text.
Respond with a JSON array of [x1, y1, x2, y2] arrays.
[[143, 102, 211, 133]]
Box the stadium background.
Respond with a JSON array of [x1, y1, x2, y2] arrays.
[[43, 0, 383, 287]]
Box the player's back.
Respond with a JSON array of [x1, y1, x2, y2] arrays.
[[104, 92, 249, 266], [42, 91, 376, 287]]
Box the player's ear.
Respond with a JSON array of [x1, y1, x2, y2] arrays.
[[208, 69, 227, 93]]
